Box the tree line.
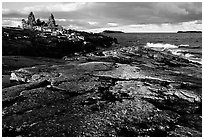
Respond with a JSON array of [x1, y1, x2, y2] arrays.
[[22, 12, 62, 30]]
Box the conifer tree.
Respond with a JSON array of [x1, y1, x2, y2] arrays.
[[21, 19, 27, 28], [48, 13, 56, 29], [27, 12, 36, 28]]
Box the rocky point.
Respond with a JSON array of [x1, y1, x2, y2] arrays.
[[2, 45, 202, 137]]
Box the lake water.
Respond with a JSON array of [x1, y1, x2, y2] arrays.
[[105, 33, 202, 64]]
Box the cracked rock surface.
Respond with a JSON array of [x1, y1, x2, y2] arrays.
[[2, 46, 202, 137]]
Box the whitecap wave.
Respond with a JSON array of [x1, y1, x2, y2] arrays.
[[179, 44, 190, 47], [170, 49, 186, 56], [185, 53, 194, 58], [144, 42, 201, 65], [145, 42, 179, 49], [188, 58, 202, 65]]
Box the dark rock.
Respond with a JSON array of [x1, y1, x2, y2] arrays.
[[168, 126, 202, 137], [2, 80, 50, 104], [2, 27, 117, 58], [2, 41, 201, 137]]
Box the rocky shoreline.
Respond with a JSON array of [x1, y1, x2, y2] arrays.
[[2, 45, 202, 137]]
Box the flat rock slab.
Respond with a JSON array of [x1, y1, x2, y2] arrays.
[[2, 46, 202, 137]]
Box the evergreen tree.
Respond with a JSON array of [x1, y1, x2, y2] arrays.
[[27, 12, 36, 28], [48, 13, 56, 29], [41, 21, 46, 26], [36, 18, 42, 26], [22, 19, 27, 28]]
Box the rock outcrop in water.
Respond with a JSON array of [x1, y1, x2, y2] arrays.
[[2, 45, 202, 137]]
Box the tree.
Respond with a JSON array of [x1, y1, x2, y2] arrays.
[[43, 22, 48, 27], [47, 13, 56, 30], [22, 19, 27, 29], [41, 21, 46, 26], [36, 18, 42, 26], [27, 12, 36, 28]]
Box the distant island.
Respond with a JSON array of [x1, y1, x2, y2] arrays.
[[102, 30, 124, 33], [177, 31, 202, 33]]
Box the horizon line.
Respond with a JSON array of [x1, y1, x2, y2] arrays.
[[2, 26, 202, 34]]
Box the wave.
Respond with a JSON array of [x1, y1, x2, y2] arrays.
[[169, 50, 196, 57], [185, 53, 195, 58], [144, 42, 201, 65], [188, 58, 202, 65], [170, 49, 186, 56], [145, 42, 179, 49], [178, 44, 190, 47]]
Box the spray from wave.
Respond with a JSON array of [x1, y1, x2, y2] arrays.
[[144, 42, 201, 64]]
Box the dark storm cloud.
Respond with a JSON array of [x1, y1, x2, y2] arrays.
[[3, 12, 27, 18], [78, 2, 202, 24], [2, 2, 202, 31], [151, 3, 202, 23]]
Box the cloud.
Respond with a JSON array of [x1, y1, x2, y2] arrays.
[[107, 23, 118, 27], [88, 21, 98, 25], [2, 8, 11, 14], [2, 18, 22, 27], [2, 2, 202, 32], [15, 2, 91, 14], [2, 12, 26, 18], [195, 20, 202, 24], [55, 18, 67, 22], [151, 2, 202, 23], [3, 2, 202, 24], [83, 20, 202, 33]]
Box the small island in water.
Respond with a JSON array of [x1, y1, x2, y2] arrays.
[[102, 30, 124, 33], [177, 31, 202, 33]]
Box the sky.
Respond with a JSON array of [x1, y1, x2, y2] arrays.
[[2, 2, 202, 33]]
